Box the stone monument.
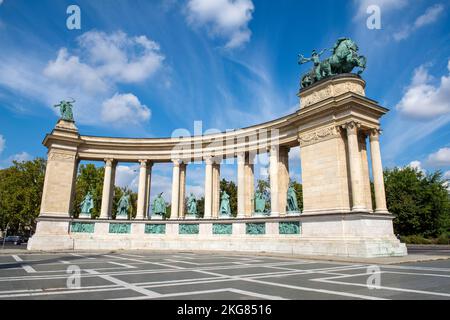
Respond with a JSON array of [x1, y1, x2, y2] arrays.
[[27, 40, 407, 257]]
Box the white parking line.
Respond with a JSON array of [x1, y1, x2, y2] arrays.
[[11, 255, 36, 274], [84, 269, 161, 298], [104, 255, 186, 270], [108, 261, 137, 269], [194, 269, 386, 300], [312, 272, 450, 298]]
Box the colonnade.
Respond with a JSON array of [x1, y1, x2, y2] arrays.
[[93, 124, 387, 220]]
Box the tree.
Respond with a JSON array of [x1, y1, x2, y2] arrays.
[[0, 158, 46, 235], [384, 167, 450, 237]]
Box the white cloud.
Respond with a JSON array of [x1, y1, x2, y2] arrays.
[[101, 93, 151, 126], [115, 165, 139, 191], [2, 152, 32, 166], [0, 0, 3, 5], [396, 60, 450, 119], [0, 135, 5, 155], [76, 31, 164, 83], [427, 147, 450, 167], [414, 4, 444, 29], [0, 30, 163, 127], [408, 160, 426, 173], [444, 170, 450, 179], [354, 0, 408, 19], [44, 48, 108, 94], [394, 4, 444, 41], [186, 0, 254, 48]]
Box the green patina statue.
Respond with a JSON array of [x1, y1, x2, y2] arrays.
[[220, 191, 231, 217], [187, 193, 198, 216], [153, 193, 167, 216], [298, 38, 366, 89], [80, 192, 94, 217], [116, 194, 130, 217], [54, 99, 75, 122], [254, 191, 267, 214], [286, 185, 299, 213]]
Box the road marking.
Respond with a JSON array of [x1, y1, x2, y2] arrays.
[[84, 269, 161, 298], [108, 261, 137, 269], [194, 269, 386, 300], [104, 255, 186, 270], [70, 253, 96, 260], [11, 255, 36, 273], [312, 272, 450, 298], [113, 288, 286, 300]]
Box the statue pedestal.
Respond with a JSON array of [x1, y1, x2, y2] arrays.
[[253, 212, 269, 217], [185, 215, 197, 220], [287, 211, 301, 216], [150, 215, 163, 220], [115, 215, 128, 220], [78, 213, 91, 219], [220, 215, 232, 219]]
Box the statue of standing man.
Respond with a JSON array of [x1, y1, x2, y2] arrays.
[[152, 193, 167, 219], [116, 194, 130, 219], [79, 191, 94, 218], [186, 193, 197, 217], [220, 191, 231, 217], [254, 191, 266, 215], [287, 185, 300, 213], [298, 49, 328, 82]]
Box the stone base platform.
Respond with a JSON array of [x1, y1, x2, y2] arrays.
[[28, 213, 407, 258]]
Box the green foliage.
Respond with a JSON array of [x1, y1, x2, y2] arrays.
[[0, 158, 46, 234], [385, 167, 450, 237], [400, 234, 450, 245], [196, 196, 205, 218], [220, 179, 237, 217]]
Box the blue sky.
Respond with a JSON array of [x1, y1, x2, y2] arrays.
[[0, 0, 449, 200]]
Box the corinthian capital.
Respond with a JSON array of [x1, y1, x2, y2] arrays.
[[342, 121, 361, 136], [369, 128, 382, 141]]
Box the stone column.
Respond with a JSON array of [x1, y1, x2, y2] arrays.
[[244, 153, 254, 217], [204, 157, 213, 219], [278, 147, 290, 216], [136, 160, 148, 220], [269, 146, 279, 216], [170, 160, 181, 219], [179, 163, 187, 218], [237, 152, 246, 218], [345, 122, 367, 211], [359, 133, 373, 212], [370, 129, 389, 213], [145, 162, 153, 219], [212, 163, 221, 218], [100, 159, 115, 219]]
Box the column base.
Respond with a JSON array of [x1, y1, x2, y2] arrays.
[[352, 206, 371, 212]]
